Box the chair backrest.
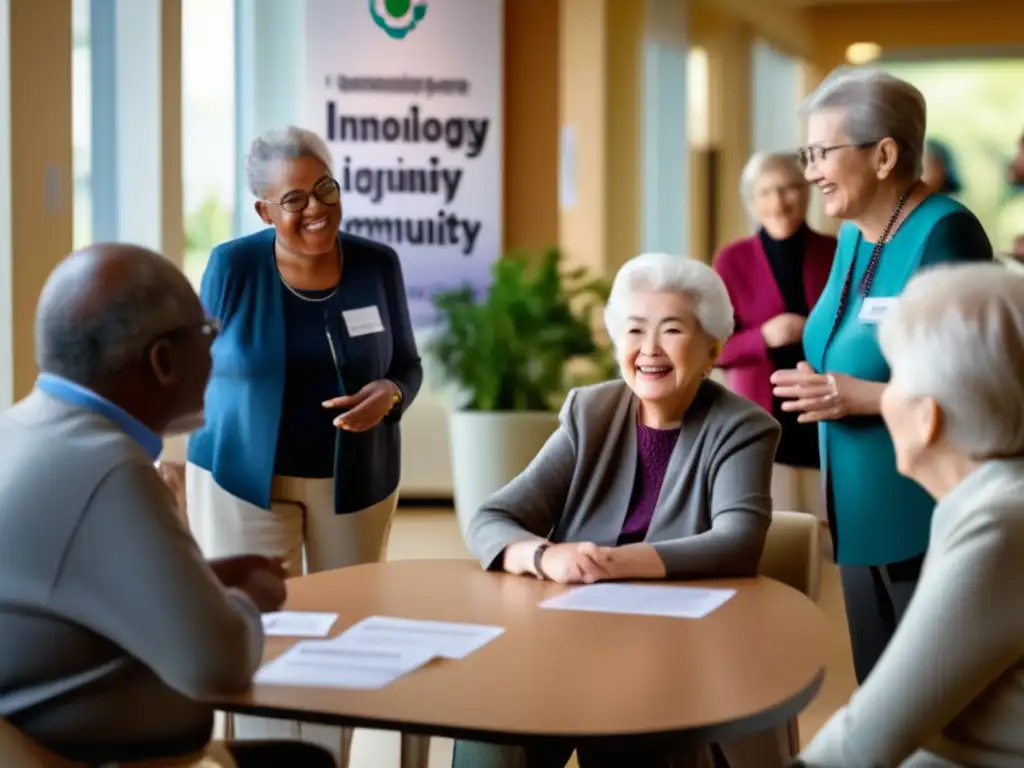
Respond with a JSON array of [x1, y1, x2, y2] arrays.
[[0, 718, 234, 768], [760, 510, 822, 601]]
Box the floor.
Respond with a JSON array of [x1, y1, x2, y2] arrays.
[[334, 508, 858, 767]]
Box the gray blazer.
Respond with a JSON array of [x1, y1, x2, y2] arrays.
[[0, 391, 264, 763], [467, 379, 781, 578]]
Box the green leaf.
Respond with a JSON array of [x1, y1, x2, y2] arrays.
[[428, 248, 616, 412]]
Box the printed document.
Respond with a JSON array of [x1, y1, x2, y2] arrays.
[[330, 616, 504, 659], [541, 583, 736, 619], [255, 640, 433, 689], [261, 611, 339, 638]]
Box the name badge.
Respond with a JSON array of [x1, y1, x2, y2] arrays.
[[342, 305, 385, 337], [858, 297, 896, 325]]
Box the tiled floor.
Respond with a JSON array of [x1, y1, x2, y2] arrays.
[[342, 508, 857, 767]]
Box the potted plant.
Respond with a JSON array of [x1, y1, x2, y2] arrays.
[[430, 248, 614, 534]]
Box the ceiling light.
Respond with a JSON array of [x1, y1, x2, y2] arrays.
[[846, 42, 883, 65]]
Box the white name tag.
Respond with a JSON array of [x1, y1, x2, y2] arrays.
[[342, 305, 385, 337], [858, 297, 896, 325]]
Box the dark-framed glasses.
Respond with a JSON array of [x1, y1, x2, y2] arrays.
[[797, 142, 879, 170], [264, 177, 341, 213]]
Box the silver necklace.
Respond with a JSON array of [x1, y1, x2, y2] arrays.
[[278, 273, 340, 303], [277, 247, 343, 303]]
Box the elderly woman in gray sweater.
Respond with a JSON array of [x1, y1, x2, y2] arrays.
[[795, 262, 1024, 768], [455, 253, 784, 768]]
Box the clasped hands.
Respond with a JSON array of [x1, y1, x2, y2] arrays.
[[532, 541, 666, 584], [322, 379, 399, 432], [771, 361, 874, 423], [209, 554, 289, 613]]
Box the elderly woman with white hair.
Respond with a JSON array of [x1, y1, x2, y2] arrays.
[[771, 68, 993, 684], [794, 263, 1024, 768], [714, 152, 835, 519], [454, 253, 783, 768], [186, 126, 422, 764]]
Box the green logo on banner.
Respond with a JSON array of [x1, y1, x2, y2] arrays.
[[370, 0, 428, 40]]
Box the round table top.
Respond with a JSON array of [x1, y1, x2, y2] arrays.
[[213, 559, 830, 743]]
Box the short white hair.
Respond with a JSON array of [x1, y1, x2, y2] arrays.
[[604, 253, 735, 343], [245, 126, 334, 198], [801, 67, 926, 179], [879, 263, 1024, 459], [739, 152, 805, 212]]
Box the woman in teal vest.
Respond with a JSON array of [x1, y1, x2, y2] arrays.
[[771, 68, 992, 684]]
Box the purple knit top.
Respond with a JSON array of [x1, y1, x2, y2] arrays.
[[618, 422, 682, 544]]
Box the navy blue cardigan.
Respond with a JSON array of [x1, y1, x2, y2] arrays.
[[187, 228, 423, 515]]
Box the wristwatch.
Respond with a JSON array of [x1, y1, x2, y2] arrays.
[[533, 543, 551, 580]]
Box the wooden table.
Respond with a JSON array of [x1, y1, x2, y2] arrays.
[[211, 559, 830, 764]]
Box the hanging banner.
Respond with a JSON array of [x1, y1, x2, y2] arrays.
[[305, 0, 504, 329]]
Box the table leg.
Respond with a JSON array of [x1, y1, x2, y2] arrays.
[[399, 733, 430, 768]]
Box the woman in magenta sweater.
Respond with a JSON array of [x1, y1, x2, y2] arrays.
[[714, 152, 835, 520]]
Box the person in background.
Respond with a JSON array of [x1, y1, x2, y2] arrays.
[[921, 138, 963, 198], [0, 244, 333, 768], [454, 253, 785, 768], [772, 68, 993, 685], [795, 263, 1024, 768], [186, 125, 423, 763], [714, 152, 835, 520]]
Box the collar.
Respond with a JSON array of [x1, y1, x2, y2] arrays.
[[36, 373, 164, 461]]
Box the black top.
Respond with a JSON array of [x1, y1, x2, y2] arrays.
[[274, 284, 344, 478], [759, 225, 819, 469]]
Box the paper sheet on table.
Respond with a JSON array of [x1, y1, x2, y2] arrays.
[[540, 583, 736, 619], [261, 611, 339, 637], [254, 640, 433, 689], [330, 616, 504, 659]]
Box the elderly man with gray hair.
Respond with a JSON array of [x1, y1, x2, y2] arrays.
[[0, 244, 334, 767], [771, 67, 993, 684], [794, 262, 1024, 768], [186, 125, 422, 763]]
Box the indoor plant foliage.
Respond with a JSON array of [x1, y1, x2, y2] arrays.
[[430, 248, 614, 412], [430, 248, 613, 532]]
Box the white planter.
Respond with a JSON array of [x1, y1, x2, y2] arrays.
[[449, 410, 559, 536]]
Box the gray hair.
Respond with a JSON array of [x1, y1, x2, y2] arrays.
[[604, 253, 735, 344], [800, 67, 926, 179], [244, 126, 334, 198], [879, 263, 1024, 459], [36, 248, 195, 384], [739, 151, 806, 212]]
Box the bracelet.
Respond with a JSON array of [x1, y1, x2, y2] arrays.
[[533, 543, 551, 580]]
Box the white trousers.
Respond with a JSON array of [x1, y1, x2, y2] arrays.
[[771, 464, 824, 521], [186, 463, 399, 768]]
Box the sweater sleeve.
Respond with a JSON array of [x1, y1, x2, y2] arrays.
[[713, 253, 770, 368], [919, 211, 994, 268], [651, 411, 780, 578], [380, 244, 423, 423], [798, 504, 1024, 767], [466, 391, 578, 570], [49, 461, 264, 700]]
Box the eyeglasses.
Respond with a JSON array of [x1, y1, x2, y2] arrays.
[[797, 142, 879, 170], [263, 177, 342, 213]]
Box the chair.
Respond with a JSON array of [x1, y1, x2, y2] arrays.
[[758, 510, 825, 757], [0, 718, 236, 768]]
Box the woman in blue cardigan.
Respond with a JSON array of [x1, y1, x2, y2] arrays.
[[186, 126, 422, 763], [771, 69, 992, 687]]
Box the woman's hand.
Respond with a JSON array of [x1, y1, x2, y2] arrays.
[[761, 313, 806, 348], [771, 362, 884, 422], [323, 380, 399, 432], [539, 542, 613, 584]]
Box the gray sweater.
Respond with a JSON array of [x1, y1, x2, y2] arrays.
[[466, 379, 781, 578], [0, 391, 263, 763], [799, 458, 1024, 768]]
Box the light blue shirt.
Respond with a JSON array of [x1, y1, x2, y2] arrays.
[[36, 373, 163, 461]]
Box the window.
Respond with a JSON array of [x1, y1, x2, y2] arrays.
[[72, 0, 91, 249], [181, 0, 236, 286]]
